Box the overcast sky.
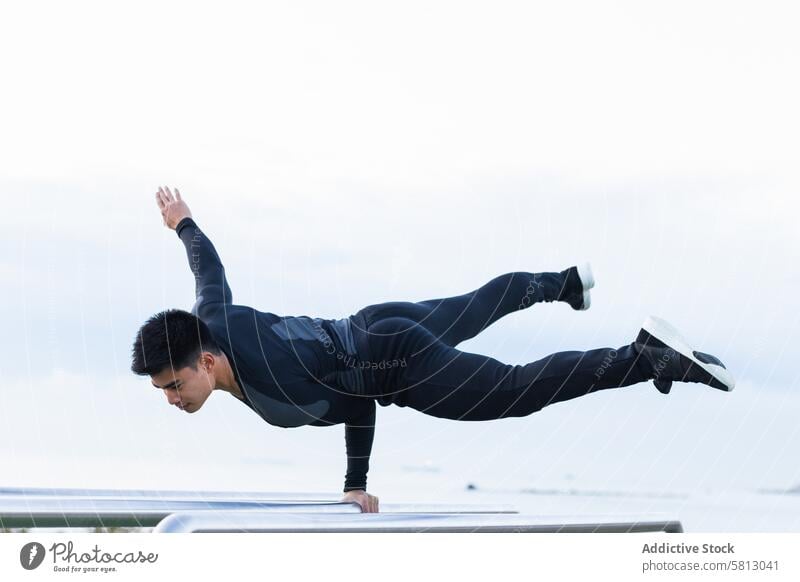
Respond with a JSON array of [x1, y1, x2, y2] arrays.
[[0, 0, 797, 499]]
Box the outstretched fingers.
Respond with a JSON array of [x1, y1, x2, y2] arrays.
[[156, 186, 180, 208]]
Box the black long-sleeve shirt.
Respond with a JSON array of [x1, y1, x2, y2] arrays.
[[175, 216, 375, 492]]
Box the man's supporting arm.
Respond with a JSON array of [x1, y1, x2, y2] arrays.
[[343, 398, 376, 492]]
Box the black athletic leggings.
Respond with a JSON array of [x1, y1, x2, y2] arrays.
[[350, 271, 652, 420]]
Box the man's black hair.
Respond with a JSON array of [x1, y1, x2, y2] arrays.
[[130, 308, 222, 377]]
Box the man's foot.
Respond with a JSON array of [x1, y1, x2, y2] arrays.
[[560, 262, 595, 311], [634, 315, 735, 395]]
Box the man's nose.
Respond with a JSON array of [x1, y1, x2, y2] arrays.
[[165, 390, 181, 405]]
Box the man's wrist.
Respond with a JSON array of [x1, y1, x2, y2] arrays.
[[175, 216, 195, 236]]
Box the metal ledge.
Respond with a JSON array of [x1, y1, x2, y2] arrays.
[[153, 511, 684, 533], [0, 487, 682, 532], [0, 489, 517, 528], [0, 498, 360, 528]]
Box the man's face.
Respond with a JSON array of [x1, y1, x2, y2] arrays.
[[151, 359, 214, 413]]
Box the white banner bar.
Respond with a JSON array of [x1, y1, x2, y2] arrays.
[[1, 533, 799, 581]]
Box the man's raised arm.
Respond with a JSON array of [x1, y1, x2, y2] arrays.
[[156, 186, 233, 317]]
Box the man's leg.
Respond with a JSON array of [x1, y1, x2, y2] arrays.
[[365, 316, 653, 419], [356, 270, 578, 348]]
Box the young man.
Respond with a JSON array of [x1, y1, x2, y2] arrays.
[[131, 186, 735, 513]]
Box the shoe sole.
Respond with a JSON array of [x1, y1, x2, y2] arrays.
[[641, 315, 735, 392], [576, 262, 595, 310]]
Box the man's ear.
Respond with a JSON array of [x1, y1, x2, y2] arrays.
[[200, 352, 215, 373]]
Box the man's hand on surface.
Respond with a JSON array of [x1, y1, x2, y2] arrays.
[[341, 489, 379, 513], [155, 186, 192, 230]]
